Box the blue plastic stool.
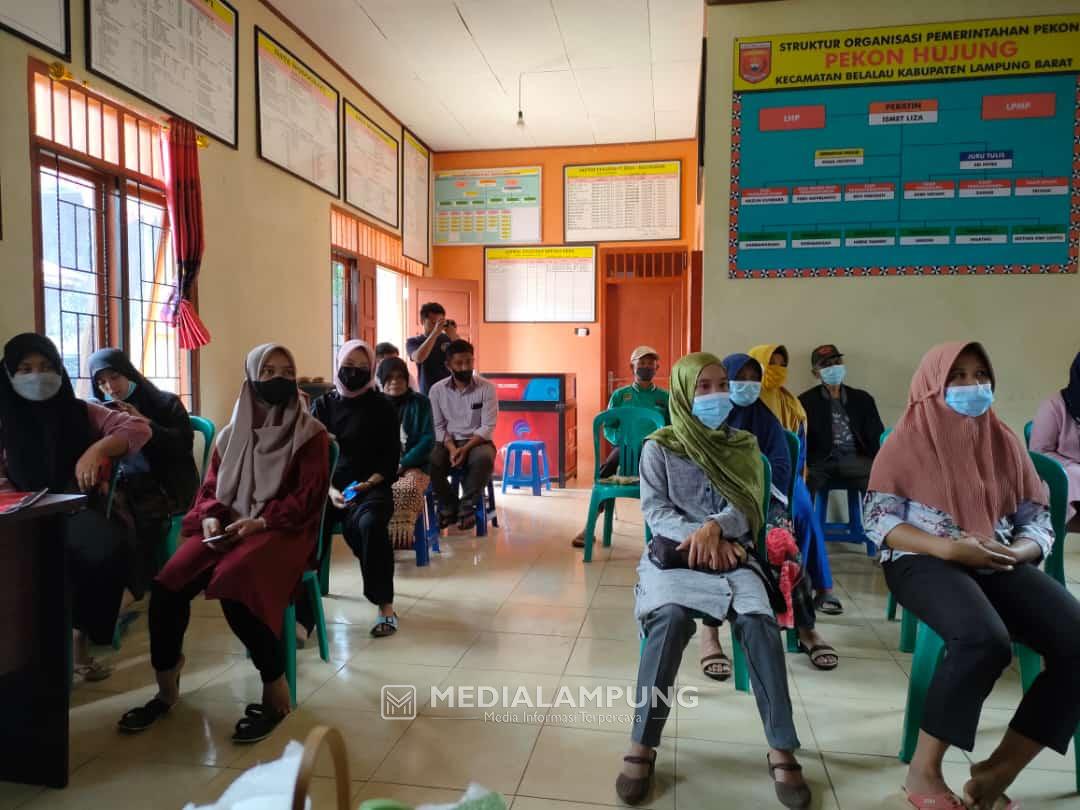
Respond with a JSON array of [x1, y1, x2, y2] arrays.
[[501, 440, 552, 495], [813, 484, 876, 556]]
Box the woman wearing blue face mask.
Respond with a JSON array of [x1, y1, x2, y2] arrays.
[[619, 353, 811, 809], [0, 333, 152, 682], [89, 348, 200, 601], [697, 354, 838, 679], [864, 342, 1080, 810]]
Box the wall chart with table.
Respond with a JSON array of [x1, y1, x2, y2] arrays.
[[727, 14, 1080, 278]]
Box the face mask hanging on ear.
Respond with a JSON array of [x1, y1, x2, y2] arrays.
[[104, 380, 138, 402], [944, 384, 994, 417], [10, 371, 63, 402], [692, 392, 733, 429]]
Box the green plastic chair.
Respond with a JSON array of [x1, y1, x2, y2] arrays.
[[159, 415, 217, 567], [280, 438, 338, 707], [581, 407, 667, 563], [1024, 419, 1033, 448], [878, 428, 920, 652], [898, 451, 1079, 789], [639, 454, 771, 695]]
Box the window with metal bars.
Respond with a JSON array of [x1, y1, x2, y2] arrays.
[[29, 59, 195, 407]]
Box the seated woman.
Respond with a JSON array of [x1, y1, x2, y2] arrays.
[[619, 352, 810, 809], [117, 344, 329, 742], [376, 357, 435, 549], [307, 340, 400, 637], [89, 347, 200, 601], [864, 342, 1080, 810], [1030, 350, 1080, 527], [749, 343, 841, 616], [698, 353, 838, 679], [0, 333, 151, 682]]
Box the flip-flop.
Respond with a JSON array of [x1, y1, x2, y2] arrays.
[[799, 643, 839, 671], [700, 652, 732, 682], [903, 786, 965, 808], [814, 592, 844, 615], [767, 755, 811, 809]]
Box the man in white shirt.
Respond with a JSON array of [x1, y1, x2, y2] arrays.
[[428, 339, 499, 531]]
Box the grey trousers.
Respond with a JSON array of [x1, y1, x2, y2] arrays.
[[632, 603, 800, 751], [430, 440, 496, 517]]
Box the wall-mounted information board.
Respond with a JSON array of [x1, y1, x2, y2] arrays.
[[403, 129, 430, 265], [344, 101, 399, 228], [255, 27, 339, 195], [1, 0, 69, 59], [564, 160, 681, 243], [485, 246, 596, 323], [87, 0, 238, 146], [434, 166, 541, 245]]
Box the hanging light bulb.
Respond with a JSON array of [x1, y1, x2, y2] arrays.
[[516, 73, 527, 132]]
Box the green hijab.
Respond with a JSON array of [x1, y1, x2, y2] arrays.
[[648, 352, 765, 538]]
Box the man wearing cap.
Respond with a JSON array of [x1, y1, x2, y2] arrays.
[[571, 346, 670, 548], [798, 344, 884, 497]]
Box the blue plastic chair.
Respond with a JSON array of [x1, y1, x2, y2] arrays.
[[447, 468, 499, 536], [582, 407, 667, 563], [813, 483, 875, 556], [640, 454, 772, 695], [501, 440, 552, 495], [897, 451, 1079, 790], [280, 439, 338, 707]]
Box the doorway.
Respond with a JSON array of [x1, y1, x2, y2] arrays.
[[601, 247, 689, 401]]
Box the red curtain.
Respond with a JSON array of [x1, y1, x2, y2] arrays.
[[163, 118, 210, 348]]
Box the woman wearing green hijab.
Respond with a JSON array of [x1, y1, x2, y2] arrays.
[[617, 353, 811, 809]]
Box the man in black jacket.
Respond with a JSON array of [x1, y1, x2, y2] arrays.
[[798, 344, 884, 496]]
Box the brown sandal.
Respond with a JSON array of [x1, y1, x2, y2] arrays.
[[615, 752, 656, 806], [700, 652, 732, 682], [767, 754, 812, 809]]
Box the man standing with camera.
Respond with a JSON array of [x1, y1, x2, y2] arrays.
[[406, 302, 458, 395]]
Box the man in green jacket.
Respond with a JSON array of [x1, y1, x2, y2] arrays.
[[572, 345, 670, 548]]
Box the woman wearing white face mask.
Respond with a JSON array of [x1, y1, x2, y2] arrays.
[[864, 342, 1080, 810], [0, 333, 151, 681], [619, 353, 810, 809]]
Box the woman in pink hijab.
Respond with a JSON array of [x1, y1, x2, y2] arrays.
[[117, 344, 329, 743], [304, 339, 401, 638], [864, 342, 1080, 810]]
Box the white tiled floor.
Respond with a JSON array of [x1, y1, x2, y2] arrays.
[[3, 489, 1079, 809]]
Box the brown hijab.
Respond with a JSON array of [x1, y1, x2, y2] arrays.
[[214, 344, 326, 518], [868, 341, 1045, 537]]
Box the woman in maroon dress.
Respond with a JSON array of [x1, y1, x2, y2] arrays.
[[117, 343, 329, 743]]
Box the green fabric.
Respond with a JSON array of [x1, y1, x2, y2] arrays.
[[399, 392, 436, 471], [647, 352, 765, 538], [605, 383, 670, 443]]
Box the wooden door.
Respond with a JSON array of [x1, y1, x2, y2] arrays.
[[357, 257, 378, 347], [601, 247, 688, 400], [407, 276, 480, 356]]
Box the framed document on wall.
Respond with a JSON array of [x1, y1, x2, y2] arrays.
[[86, 0, 238, 147], [1, 0, 69, 60], [403, 128, 430, 265], [564, 160, 681, 243], [343, 100, 399, 229], [484, 246, 596, 323], [255, 27, 340, 196]]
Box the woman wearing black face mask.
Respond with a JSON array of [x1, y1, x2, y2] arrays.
[[1, 333, 152, 682], [304, 340, 400, 638]]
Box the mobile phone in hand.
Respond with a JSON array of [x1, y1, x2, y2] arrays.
[[202, 533, 232, 545]]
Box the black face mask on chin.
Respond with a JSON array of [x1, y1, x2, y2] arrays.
[[452, 369, 474, 384], [253, 376, 298, 406], [338, 366, 371, 392]]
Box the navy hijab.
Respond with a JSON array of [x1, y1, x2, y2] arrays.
[[722, 353, 791, 498], [1062, 352, 1080, 424]]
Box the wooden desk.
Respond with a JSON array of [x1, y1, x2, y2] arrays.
[[0, 494, 86, 788]]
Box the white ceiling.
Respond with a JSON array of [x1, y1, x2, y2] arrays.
[[272, 0, 704, 151]]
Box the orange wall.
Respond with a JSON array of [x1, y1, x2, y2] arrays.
[[432, 139, 698, 484]]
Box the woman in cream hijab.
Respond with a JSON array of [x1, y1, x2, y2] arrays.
[[118, 344, 330, 744]]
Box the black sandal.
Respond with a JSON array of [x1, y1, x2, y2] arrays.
[[700, 652, 732, 682], [231, 703, 285, 744], [814, 592, 844, 615], [799, 643, 839, 671], [117, 697, 174, 733], [767, 754, 812, 809], [615, 751, 656, 805], [458, 512, 477, 531]]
